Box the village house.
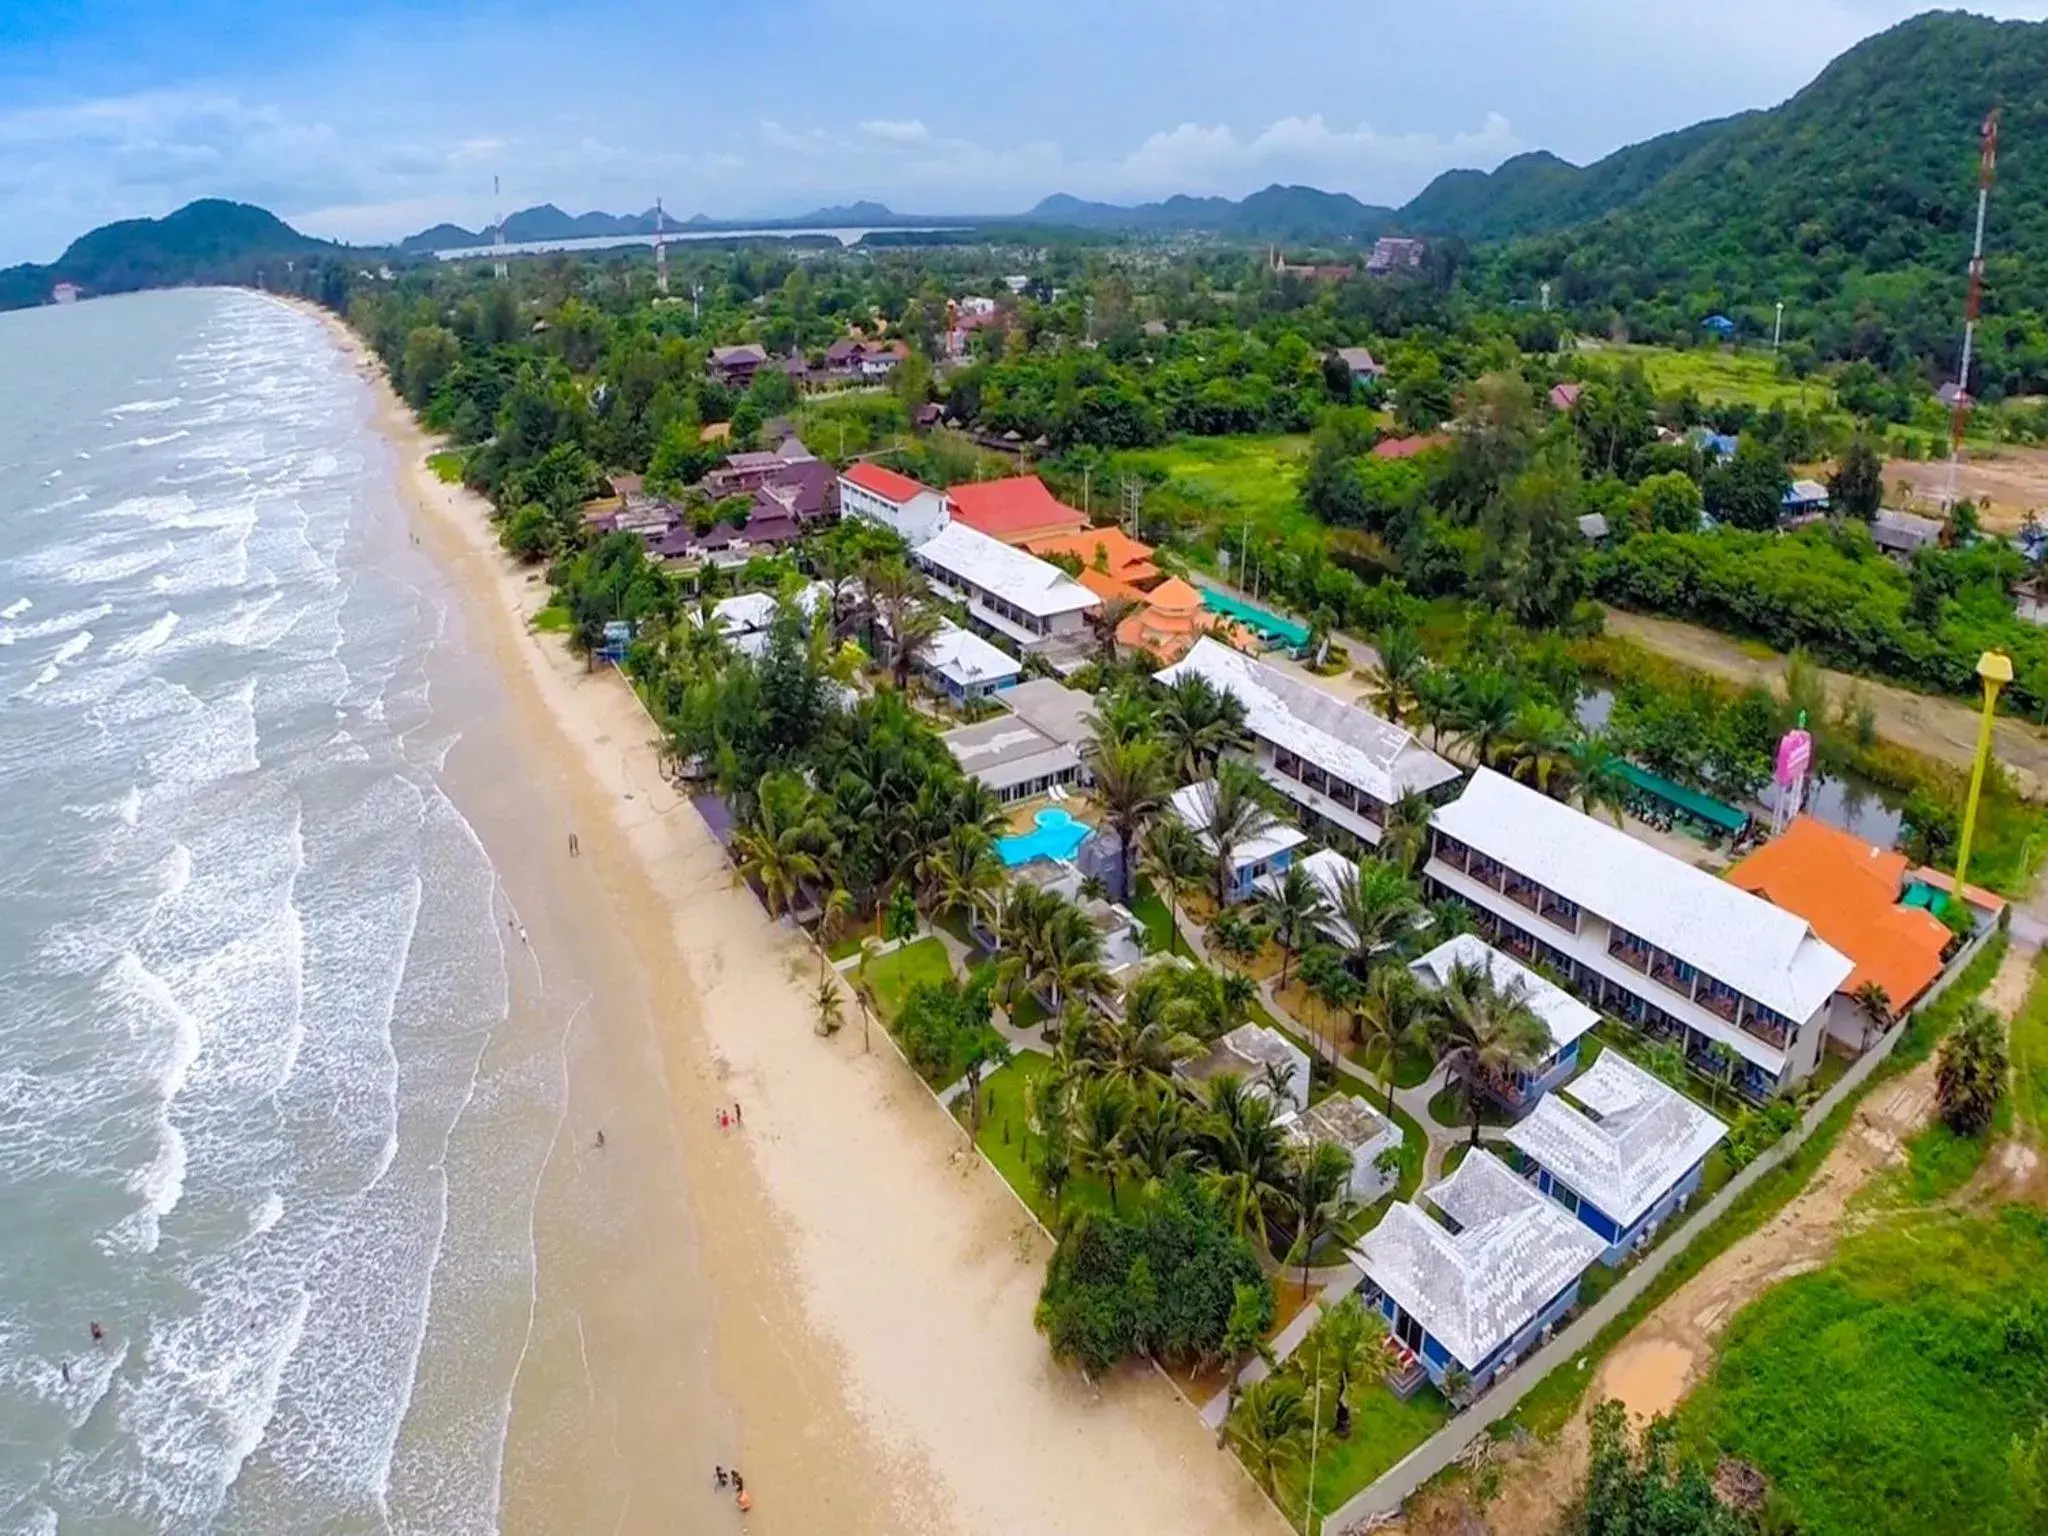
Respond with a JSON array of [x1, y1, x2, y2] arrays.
[[1410, 933, 1600, 1111], [1352, 1150, 1604, 1398], [1334, 346, 1384, 383], [1281, 1095, 1404, 1204], [920, 620, 1022, 702], [1371, 434, 1452, 460], [695, 583, 830, 659], [707, 342, 770, 388], [1168, 780, 1307, 904], [942, 710, 1083, 803], [947, 474, 1089, 546], [858, 340, 909, 378], [700, 435, 819, 500], [1177, 1022, 1311, 1112], [838, 462, 953, 544], [1781, 478, 1831, 517], [911, 521, 1100, 665], [1424, 769, 1855, 1099], [1024, 526, 1162, 590], [1367, 237, 1427, 277], [1155, 637, 1461, 852], [1869, 507, 1945, 562], [1503, 1050, 1728, 1266], [1548, 382, 1584, 412]]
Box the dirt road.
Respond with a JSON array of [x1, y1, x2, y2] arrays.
[[1401, 939, 2036, 1536], [1603, 609, 2048, 796]]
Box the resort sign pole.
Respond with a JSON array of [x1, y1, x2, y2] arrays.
[[1953, 648, 2012, 896]]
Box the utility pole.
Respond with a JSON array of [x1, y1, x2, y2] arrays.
[[654, 196, 669, 296], [1539, 280, 1550, 313], [1082, 465, 1091, 517], [492, 175, 508, 280], [1122, 476, 1143, 536], [1946, 110, 2000, 508], [1772, 300, 1784, 353]]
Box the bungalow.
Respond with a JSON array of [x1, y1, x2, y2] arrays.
[[1410, 933, 1599, 1111], [1371, 434, 1451, 460], [1257, 848, 1367, 950], [1177, 1022, 1311, 1113], [839, 462, 953, 544], [1870, 508, 1944, 562], [1334, 346, 1384, 383], [1352, 1150, 1603, 1397], [912, 521, 1100, 664], [1367, 237, 1426, 277], [1281, 1094, 1404, 1204], [708, 342, 770, 388], [1424, 769, 1855, 1099], [1155, 637, 1461, 852], [1781, 478, 1830, 517], [1168, 780, 1307, 903], [823, 338, 866, 371], [997, 677, 1097, 759], [948, 474, 1089, 546], [990, 860, 1154, 1012], [701, 436, 818, 500], [698, 582, 831, 658], [942, 711, 1083, 803], [922, 620, 1022, 702], [1109, 576, 1245, 665], [1503, 1050, 1727, 1265], [858, 340, 909, 378]]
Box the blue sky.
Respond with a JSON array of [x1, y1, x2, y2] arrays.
[[2, 0, 2044, 264]]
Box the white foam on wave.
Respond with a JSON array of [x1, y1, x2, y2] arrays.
[[109, 611, 179, 660], [2, 596, 31, 619], [0, 602, 110, 646], [49, 629, 94, 667], [249, 1191, 285, 1238], [107, 397, 181, 416], [102, 950, 200, 1252], [131, 430, 190, 449], [119, 784, 143, 826]]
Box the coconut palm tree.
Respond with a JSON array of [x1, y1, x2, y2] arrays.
[[1504, 702, 1579, 793], [1325, 857, 1424, 971], [1157, 672, 1249, 780], [1072, 1077, 1136, 1209], [730, 770, 832, 918], [1085, 592, 1144, 666], [1428, 958, 1552, 1145], [1851, 980, 1894, 1051], [920, 824, 1004, 931], [1258, 861, 1331, 990], [1565, 730, 1631, 826], [1031, 900, 1114, 1019], [1186, 763, 1282, 908], [1451, 670, 1520, 768], [1359, 625, 1426, 725], [1088, 987, 1200, 1095], [1410, 666, 1460, 751], [812, 976, 845, 1037], [1219, 968, 1259, 1027], [1282, 1139, 1359, 1294], [1376, 789, 1436, 877], [1139, 816, 1206, 958], [1351, 966, 1429, 1113], [1298, 945, 1359, 1061], [1024, 1066, 1075, 1218], [1085, 685, 1157, 752], [1209, 907, 1265, 973], [866, 559, 942, 690], [1303, 1294, 1398, 1440], [1199, 1074, 1293, 1248], [1087, 734, 1166, 901], [1122, 1087, 1196, 1196], [813, 884, 854, 985], [1228, 1375, 1313, 1496]]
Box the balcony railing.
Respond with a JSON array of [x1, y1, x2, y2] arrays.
[[1649, 957, 1693, 996], [1608, 938, 1651, 975], [1742, 1012, 1791, 1050], [1698, 987, 1742, 1026], [1537, 898, 1578, 934], [1503, 878, 1543, 914]]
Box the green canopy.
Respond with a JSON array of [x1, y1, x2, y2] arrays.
[[1617, 762, 1749, 835]]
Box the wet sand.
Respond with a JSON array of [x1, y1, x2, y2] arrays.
[[306, 300, 1282, 1536]]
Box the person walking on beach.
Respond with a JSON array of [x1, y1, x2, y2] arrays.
[[716, 1109, 728, 1132], [714, 1466, 727, 1489], [732, 1102, 742, 1128], [568, 832, 579, 858], [594, 1129, 605, 1150]]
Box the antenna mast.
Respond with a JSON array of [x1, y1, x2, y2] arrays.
[[493, 175, 509, 280], [654, 197, 670, 296], [1945, 110, 1999, 507]]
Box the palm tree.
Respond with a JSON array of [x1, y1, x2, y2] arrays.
[[1937, 1003, 2008, 1135], [1157, 672, 1248, 780], [1219, 968, 1259, 1027], [1024, 1068, 1075, 1218], [814, 883, 854, 985], [1851, 980, 1894, 1051], [1085, 592, 1144, 666], [1122, 1087, 1195, 1196], [1325, 857, 1424, 970], [1228, 1374, 1313, 1496], [1451, 671, 1519, 768], [1139, 816, 1206, 959], [1072, 1077, 1135, 1209], [1565, 730, 1631, 826], [1283, 1139, 1359, 1294], [1090, 987, 1200, 1095], [1505, 702, 1578, 794], [866, 559, 941, 690], [1199, 1074, 1293, 1248], [1351, 966, 1428, 1113], [1410, 666, 1460, 751], [1031, 900, 1114, 1018], [1186, 763, 1282, 908], [730, 770, 832, 918], [1258, 861, 1331, 990], [1084, 685, 1157, 752], [1304, 1295, 1398, 1440], [1376, 789, 1435, 878], [1428, 958, 1552, 1145], [1087, 734, 1166, 901], [1298, 946, 1360, 1062], [920, 824, 1004, 931], [812, 976, 845, 1037], [1209, 907, 1265, 973], [1359, 625, 1426, 724]]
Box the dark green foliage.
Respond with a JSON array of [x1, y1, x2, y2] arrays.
[[1936, 1003, 2010, 1136], [1574, 1402, 1747, 1535], [1829, 434, 1886, 519], [894, 971, 1003, 1085], [1036, 1174, 1272, 1376], [0, 199, 337, 311], [1702, 436, 1789, 531]]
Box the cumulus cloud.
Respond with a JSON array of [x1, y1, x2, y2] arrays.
[[1105, 112, 1522, 202], [858, 119, 930, 145]]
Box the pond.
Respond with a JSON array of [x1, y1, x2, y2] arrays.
[[1576, 689, 1908, 849]]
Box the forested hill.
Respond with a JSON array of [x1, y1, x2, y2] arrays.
[[0, 200, 337, 312]]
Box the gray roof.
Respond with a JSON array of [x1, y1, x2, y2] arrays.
[[1503, 1051, 1726, 1229], [1352, 1151, 1604, 1372], [1871, 508, 1944, 553], [710, 343, 769, 366], [1287, 1093, 1401, 1156], [1181, 1023, 1304, 1085], [1336, 346, 1382, 374], [1577, 513, 1610, 540], [1411, 934, 1599, 1054], [998, 677, 1097, 747], [942, 714, 1082, 792]]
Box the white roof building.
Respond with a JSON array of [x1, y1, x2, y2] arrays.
[[914, 521, 1099, 625], [1504, 1051, 1727, 1231], [924, 620, 1022, 693], [942, 714, 1082, 796], [1433, 770, 1853, 1029], [1353, 1151, 1604, 1375], [1283, 1093, 1404, 1203], [700, 582, 829, 658], [1169, 781, 1308, 872], [1411, 933, 1600, 1056]]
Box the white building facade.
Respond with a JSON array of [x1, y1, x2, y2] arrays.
[[912, 521, 1099, 657], [837, 463, 953, 545]]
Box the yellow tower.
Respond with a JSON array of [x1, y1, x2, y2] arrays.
[[1952, 648, 2013, 895]]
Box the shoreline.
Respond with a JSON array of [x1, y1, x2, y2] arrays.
[[301, 296, 1283, 1536]]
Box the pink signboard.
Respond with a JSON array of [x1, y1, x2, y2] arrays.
[[1774, 729, 1813, 788]]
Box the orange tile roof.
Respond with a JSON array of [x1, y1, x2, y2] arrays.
[[1114, 577, 1247, 664], [947, 475, 1088, 544], [1024, 527, 1160, 587], [1726, 816, 1950, 1013], [840, 460, 935, 504]]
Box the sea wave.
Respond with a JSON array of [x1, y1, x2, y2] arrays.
[[105, 397, 180, 416]]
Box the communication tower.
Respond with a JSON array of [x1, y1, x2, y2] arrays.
[[654, 197, 670, 296], [1944, 111, 2000, 506], [492, 175, 509, 280]]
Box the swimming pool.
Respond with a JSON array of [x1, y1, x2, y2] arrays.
[[1200, 588, 1311, 649], [997, 806, 1094, 867]]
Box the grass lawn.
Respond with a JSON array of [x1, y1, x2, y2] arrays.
[[1266, 1379, 1454, 1532], [532, 603, 571, 634], [2011, 948, 2048, 1141], [1130, 885, 1197, 958], [1427, 1083, 1509, 1134], [1108, 433, 1316, 544], [970, 1054, 1114, 1225], [860, 935, 954, 1021], [426, 449, 465, 484], [1681, 1210, 2048, 1536], [827, 934, 867, 962], [1589, 343, 1839, 415], [1890, 1118, 1997, 1204]]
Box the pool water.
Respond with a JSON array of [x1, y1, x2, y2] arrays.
[[997, 806, 1094, 867], [1200, 587, 1311, 649]]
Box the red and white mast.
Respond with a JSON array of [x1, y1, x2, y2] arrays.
[[1945, 110, 2000, 506]]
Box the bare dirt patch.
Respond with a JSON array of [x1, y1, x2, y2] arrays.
[[1886, 447, 2048, 530]]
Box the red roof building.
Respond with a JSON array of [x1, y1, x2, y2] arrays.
[[840, 461, 935, 505], [947, 475, 1088, 545], [1371, 434, 1451, 460], [1549, 383, 1584, 412]]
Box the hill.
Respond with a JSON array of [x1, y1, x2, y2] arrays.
[[0, 199, 335, 312], [1025, 183, 1393, 242]]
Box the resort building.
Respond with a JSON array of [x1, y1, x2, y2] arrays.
[[1023, 527, 1162, 591], [947, 474, 1088, 545], [1168, 780, 1307, 903], [1424, 770, 1855, 1099], [921, 620, 1021, 702], [1727, 814, 1953, 1044], [996, 678, 1096, 758], [698, 582, 830, 659], [1503, 1051, 1727, 1265], [1352, 1150, 1604, 1398], [1110, 577, 1246, 664], [1281, 1094, 1404, 1204], [942, 712, 1083, 802], [1155, 637, 1461, 852], [912, 522, 1100, 664], [838, 462, 953, 545], [1177, 1022, 1311, 1113], [1410, 934, 1600, 1111]]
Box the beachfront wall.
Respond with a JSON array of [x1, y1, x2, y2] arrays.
[[1530, 1155, 1708, 1266], [1370, 1277, 1585, 1395]]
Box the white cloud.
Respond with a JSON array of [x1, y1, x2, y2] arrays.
[[1107, 112, 1522, 202], [858, 119, 930, 145]]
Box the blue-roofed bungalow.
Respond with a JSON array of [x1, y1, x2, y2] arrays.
[[1168, 780, 1306, 903], [1701, 314, 1736, 337], [1503, 1050, 1726, 1265], [1351, 1151, 1603, 1398], [1410, 934, 1598, 1112]]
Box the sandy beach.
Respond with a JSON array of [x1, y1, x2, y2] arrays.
[[304, 301, 1283, 1536]]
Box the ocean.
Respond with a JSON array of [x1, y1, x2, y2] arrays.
[[0, 289, 548, 1533]]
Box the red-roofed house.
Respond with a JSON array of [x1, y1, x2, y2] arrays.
[[839, 462, 952, 544], [1371, 434, 1452, 460], [948, 475, 1088, 546], [1549, 383, 1584, 412]]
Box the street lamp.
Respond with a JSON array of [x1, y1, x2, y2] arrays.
[[1953, 648, 2013, 894], [1772, 301, 1784, 353]]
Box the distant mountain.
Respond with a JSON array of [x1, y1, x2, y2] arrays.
[[396, 221, 484, 254], [1024, 183, 1393, 242], [793, 200, 900, 225], [0, 199, 334, 312]]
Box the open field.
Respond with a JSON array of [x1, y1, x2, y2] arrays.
[[1108, 434, 1316, 545], [1581, 342, 1839, 413]]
